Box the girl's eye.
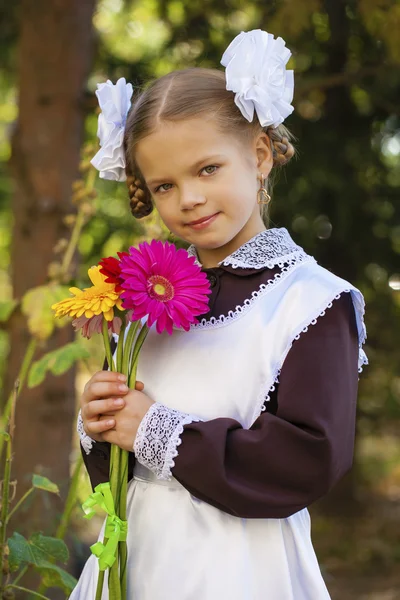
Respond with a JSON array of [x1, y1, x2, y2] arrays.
[[202, 165, 219, 175], [154, 183, 172, 194], [154, 165, 219, 194]]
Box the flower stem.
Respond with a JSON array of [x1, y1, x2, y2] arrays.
[[129, 325, 149, 388], [0, 338, 37, 462], [119, 445, 129, 597], [109, 443, 122, 599], [95, 570, 105, 600], [121, 319, 140, 377], [102, 318, 115, 372], [116, 319, 126, 373]]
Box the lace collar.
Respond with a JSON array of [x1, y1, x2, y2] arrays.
[[187, 227, 308, 270]]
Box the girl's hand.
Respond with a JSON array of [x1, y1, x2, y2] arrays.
[[99, 388, 155, 451], [80, 370, 147, 444]]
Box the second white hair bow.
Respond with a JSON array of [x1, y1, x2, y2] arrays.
[[90, 77, 133, 181], [221, 29, 294, 128]]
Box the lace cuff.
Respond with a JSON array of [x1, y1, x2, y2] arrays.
[[133, 403, 201, 481], [77, 410, 96, 455]]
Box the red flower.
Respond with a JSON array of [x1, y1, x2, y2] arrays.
[[99, 252, 128, 293]]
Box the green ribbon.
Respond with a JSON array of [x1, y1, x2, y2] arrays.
[[82, 481, 128, 571]]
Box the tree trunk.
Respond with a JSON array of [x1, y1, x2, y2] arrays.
[[6, 0, 96, 589]]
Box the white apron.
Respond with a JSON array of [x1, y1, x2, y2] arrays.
[[71, 255, 367, 600]]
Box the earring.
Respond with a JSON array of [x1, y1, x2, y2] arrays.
[[257, 173, 271, 205]]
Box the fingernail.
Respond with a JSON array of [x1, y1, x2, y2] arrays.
[[114, 398, 124, 406], [118, 374, 127, 382], [107, 420, 115, 427], [119, 384, 128, 392]]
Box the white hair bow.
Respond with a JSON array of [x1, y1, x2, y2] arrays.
[[221, 29, 294, 128], [90, 77, 133, 182]]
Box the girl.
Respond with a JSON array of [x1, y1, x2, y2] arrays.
[[72, 29, 367, 599]]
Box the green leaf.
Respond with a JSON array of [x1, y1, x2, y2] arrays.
[[0, 299, 18, 323], [29, 533, 68, 563], [49, 342, 90, 376], [7, 533, 76, 592], [0, 431, 10, 441], [32, 474, 59, 494], [36, 561, 78, 594], [7, 532, 65, 570], [21, 284, 71, 341], [28, 342, 90, 388], [27, 353, 53, 388]]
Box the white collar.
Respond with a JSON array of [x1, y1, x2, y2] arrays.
[[187, 227, 309, 270]]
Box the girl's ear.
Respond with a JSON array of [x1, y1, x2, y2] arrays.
[[255, 132, 273, 177]]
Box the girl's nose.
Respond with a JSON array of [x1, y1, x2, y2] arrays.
[[179, 186, 206, 209]]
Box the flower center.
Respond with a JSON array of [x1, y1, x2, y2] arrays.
[[147, 275, 174, 302]]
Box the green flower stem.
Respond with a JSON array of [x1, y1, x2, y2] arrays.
[[116, 319, 126, 373], [95, 318, 119, 599], [109, 443, 122, 599], [0, 434, 11, 592], [95, 570, 105, 600], [6, 487, 34, 524], [102, 318, 115, 372], [0, 338, 37, 462], [128, 325, 149, 388], [95, 444, 123, 600], [121, 319, 140, 377], [118, 443, 130, 597]]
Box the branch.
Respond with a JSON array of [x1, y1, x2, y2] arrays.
[[295, 65, 394, 96]]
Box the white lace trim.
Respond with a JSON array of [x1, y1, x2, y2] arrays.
[[188, 253, 315, 330], [187, 227, 306, 269], [134, 403, 201, 481], [77, 410, 96, 455], [252, 289, 369, 422]]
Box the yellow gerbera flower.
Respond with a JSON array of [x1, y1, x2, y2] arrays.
[[52, 266, 123, 322]]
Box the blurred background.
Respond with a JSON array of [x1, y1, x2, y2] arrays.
[[0, 1, 399, 598]]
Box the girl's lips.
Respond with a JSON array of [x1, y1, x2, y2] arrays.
[[186, 212, 220, 230]]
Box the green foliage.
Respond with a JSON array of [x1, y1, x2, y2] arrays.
[[7, 532, 77, 594], [0, 299, 17, 322], [32, 474, 59, 495], [21, 284, 71, 341], [28, 341, 91, 388]]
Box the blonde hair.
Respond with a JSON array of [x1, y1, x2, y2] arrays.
[[123, 68, 295, 227]]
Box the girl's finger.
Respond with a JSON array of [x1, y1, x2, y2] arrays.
[[83, 371, 127, 394], [82, 381, 129, 404], [135, 380, 144, 390], [85, 418, 116, 435], [83, 398, 125, 419], [91, 370, 127, 383]]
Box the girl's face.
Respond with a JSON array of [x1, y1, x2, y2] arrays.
[[135, 116, 273, 268]]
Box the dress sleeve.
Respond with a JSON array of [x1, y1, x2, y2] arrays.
[[134, 291, 361, 518]]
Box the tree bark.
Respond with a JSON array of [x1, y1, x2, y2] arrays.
[[6, 0, 96, 589]]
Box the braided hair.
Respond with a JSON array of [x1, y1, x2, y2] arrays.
[[123, 68, 295, 221]]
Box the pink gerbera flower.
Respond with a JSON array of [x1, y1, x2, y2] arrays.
[[119, 240, 211, 335]]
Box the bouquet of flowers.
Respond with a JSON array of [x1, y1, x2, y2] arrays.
[[52, 240, 211, 599]]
